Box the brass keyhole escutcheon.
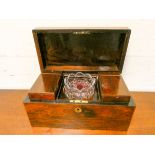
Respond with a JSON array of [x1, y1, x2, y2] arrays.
[[75, 107, 82, 113]]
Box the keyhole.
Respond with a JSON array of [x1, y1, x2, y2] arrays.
[[75, 107, 82, 113]]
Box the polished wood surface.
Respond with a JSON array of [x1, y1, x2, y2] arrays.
[[25, 101, 134, 130], [0, 90, 32, 134], [28, 73, 61, 101], [0, 90, 155, 134], [45, 65, 118, 72]]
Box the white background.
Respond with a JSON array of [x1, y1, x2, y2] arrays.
[[0, 20, 155, 91], [0, 0, 155, 155]]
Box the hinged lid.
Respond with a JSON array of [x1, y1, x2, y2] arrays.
[[33, 28, 131, 73]]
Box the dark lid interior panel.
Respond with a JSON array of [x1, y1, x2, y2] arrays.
[[33, 29, 131, 73]]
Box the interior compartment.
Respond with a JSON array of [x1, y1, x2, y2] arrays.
[[28, 72, 131, 105], [28, 73, 61, 101], [99, 74, 131, 102]]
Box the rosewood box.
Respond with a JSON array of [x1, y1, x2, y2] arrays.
[[24, 28, 135, 131]]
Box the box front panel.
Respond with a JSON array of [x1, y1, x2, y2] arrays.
[[24, 101, 135, 131]]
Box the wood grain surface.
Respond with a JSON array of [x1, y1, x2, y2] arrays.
[[25, 102, 134, 131], [0, 90, 155, 134], [0, 90, 32, 134], [45, 65, 118, 72]]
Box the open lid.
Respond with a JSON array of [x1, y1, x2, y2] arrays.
[[33, 28, 131, 73]]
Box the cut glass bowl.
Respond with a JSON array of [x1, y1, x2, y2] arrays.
[[63, 72, 96, 100]]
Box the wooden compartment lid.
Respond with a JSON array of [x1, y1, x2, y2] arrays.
[[33, 28, 131, 73]]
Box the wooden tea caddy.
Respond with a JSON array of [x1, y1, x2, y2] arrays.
[[23, 28, 135, 131]]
